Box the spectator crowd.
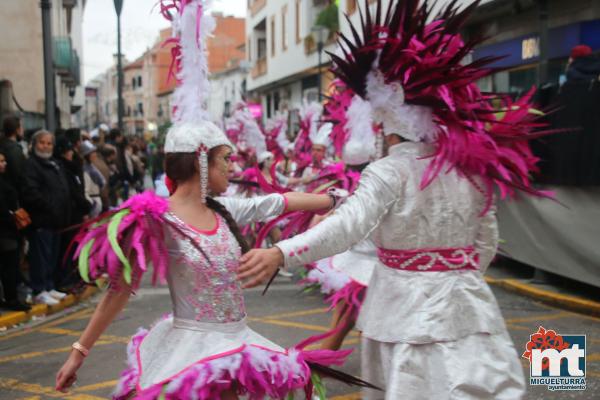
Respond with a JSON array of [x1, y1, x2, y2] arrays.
[[0, 117, 159, 312]]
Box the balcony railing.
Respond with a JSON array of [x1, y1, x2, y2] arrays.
[[53, 37, 81, 87], [251, 57, 267, 79]]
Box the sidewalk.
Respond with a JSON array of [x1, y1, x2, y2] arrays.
[[0, 286, 98, 330], [486, 257, 600, 317]]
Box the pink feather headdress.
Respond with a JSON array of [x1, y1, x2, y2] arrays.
[[330, 0, 560, 211]]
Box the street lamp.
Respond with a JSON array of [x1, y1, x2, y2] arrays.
[[114, 0, 124, 132], [311, 25, 329, 103]]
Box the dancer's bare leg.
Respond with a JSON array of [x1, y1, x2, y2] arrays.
[[321, 301, 356, 351]]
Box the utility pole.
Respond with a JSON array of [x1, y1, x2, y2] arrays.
[[114, 0, 124, 131], [41, 0, 56, 131]]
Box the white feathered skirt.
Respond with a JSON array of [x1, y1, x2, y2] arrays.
[[360, 331, 526, 400], [113, 315, 349, 399]]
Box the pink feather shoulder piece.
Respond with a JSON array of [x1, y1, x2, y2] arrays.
[[73, 191, 170, 290]]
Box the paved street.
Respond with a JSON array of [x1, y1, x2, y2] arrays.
[[0, 277, 598, 400]]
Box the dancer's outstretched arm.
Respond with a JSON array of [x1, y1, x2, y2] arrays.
[[283, 192, 334, 212], [238, 166, 402, 287], [216, 192, 335, 226], [55, 286, 131, 392]]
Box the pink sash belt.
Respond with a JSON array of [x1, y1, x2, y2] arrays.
[[377, 246, 479, 272]]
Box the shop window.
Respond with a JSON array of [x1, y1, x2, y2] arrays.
[[257, 38, 267, 60], [508, 67, 536, 96]]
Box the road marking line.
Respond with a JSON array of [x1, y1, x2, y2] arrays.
[[0, 340, 114, 364], [587, 353, 600, 362], [249, 317, 360, 337], [505, 323, 530, 331], [586, 370, 600, 378], [304, 337, 361, 350], [0, 378, 105, 399], [505, 312, 571, 324], [249, 318, 330, 332], [74, 380, 119, 392], [261, 308, 328, 320], [39, 328, 129, 344], [563, 310, 600, 323], [330, 392, 362, 399], [16, 396, 41, 400], [0, 308, 93, 342]]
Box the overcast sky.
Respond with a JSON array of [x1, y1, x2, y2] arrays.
[[82, 0, 246, 84]]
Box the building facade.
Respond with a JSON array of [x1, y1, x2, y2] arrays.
[[207, 14, 247, 124], [82, 86, 99, 130], [245, 0, 338, 129], [0, 0, 85, 130], [123, 58, 145, 135]]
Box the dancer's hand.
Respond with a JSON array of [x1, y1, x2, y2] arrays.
[[55, 351, 84, 392], [238, 247, 283, 288]]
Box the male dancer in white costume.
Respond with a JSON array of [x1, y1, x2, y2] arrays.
[[238, 0, 557, 398]]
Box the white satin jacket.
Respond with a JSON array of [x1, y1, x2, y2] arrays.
[[277, 142, 508, 344]]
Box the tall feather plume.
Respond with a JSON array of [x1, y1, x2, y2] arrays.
[[165, 0, 215, 124]]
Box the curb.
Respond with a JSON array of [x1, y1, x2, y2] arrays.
[[485, 277, 600, 317], [0, 286, 99, 329]]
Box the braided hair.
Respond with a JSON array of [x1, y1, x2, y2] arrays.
[[164, 151, 250, 254], [206, 197, 250, 254]]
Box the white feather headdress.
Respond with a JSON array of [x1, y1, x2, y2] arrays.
[[161, 0, 232, 201]]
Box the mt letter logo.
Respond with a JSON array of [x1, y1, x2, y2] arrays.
[[522, 326, 586, 391]]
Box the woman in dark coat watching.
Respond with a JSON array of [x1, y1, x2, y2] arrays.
[[0, 150, 31, 311]]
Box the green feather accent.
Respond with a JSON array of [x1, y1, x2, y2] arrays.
[[107, 209, 133, 284], [311, 371, 327, 400], [78, 239, 95, 283], [528, 107, 545, 116], [158, 385, 167, 400], [286, 392, 295, 400]]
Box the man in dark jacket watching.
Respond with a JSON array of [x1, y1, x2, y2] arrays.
[[0, 116, 26, 188], [21, 130, 71, 305]]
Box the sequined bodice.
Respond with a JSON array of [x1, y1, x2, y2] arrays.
[[164, 212, 245, 323]]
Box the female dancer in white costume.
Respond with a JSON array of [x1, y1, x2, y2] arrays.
[[54, 1, 375, 398]]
